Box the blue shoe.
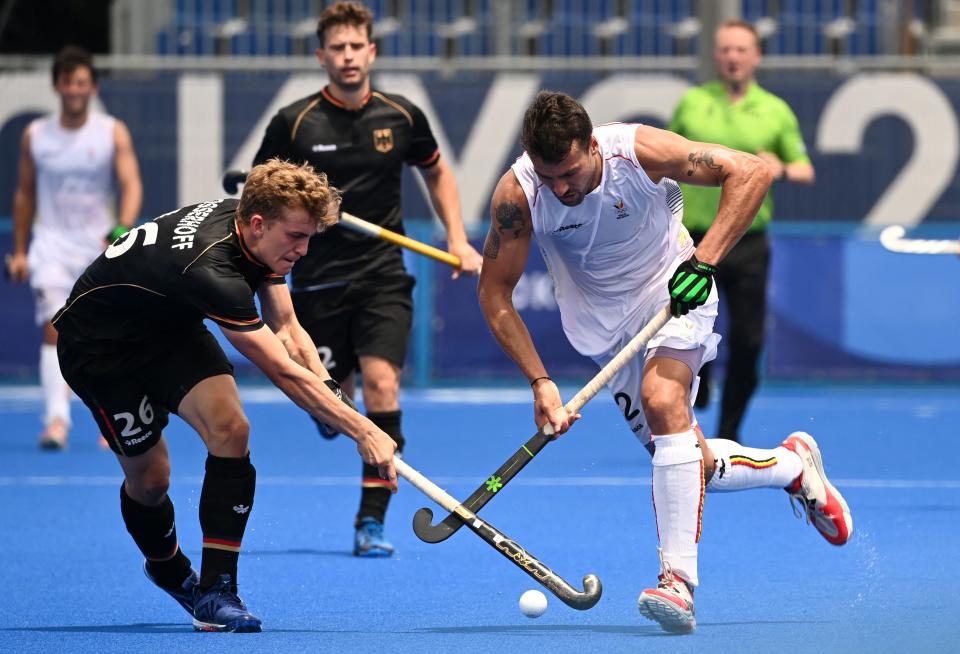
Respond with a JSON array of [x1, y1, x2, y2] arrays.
[[192, 574, 262, 633], [311, 415, 340, 440], [143, 561, 198, 617], [353, 517, 394, 558]]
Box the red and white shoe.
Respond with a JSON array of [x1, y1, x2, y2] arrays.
[[781, 431, 853, 546], [637, 555, 696, 634]]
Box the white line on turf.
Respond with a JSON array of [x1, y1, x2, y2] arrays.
[[1, 475, 958, 489], [0, 386, 537, 406]]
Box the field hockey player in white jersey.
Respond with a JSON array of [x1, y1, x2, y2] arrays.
[[6, 45, 143, 450], [478, 91, 852, 634]]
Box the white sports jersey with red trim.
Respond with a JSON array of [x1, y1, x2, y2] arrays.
[[511, 123, 694, 356], [28, 112, 116, 286]]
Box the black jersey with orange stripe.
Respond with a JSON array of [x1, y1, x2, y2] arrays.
[[52, 198, 285, 353], [253, 87, 440, 286]]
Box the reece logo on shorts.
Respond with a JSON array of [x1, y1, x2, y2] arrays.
[[124, 430, 153, 447], [171, 201, 221, 251]]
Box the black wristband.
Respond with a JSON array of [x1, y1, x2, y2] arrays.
[[690, 255, 717, 275], [530, 376, 552, 388]]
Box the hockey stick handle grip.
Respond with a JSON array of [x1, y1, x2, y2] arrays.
[[563, 305, 672, 415]]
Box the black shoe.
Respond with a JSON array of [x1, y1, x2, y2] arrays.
[[143, 561, 199, 617], [192, 574, 262, 632]]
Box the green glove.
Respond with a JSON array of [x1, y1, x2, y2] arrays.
[[106, 225, 131, 244], [668, 255, 717, 317]]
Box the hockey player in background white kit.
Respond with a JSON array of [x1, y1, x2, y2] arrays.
[[479, 91, 853, 634], [6, 46, 142, 450]]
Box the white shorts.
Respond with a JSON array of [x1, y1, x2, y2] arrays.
[[28, 237, 98, 326], [592, 286, 721, 447], [31, 285, 72, 326]]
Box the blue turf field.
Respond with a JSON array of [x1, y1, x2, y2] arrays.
[[1, 383, 958, 653]]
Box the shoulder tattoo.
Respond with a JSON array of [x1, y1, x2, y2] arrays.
[[483, 201, 526, 260], [686, 149, 724, 177]]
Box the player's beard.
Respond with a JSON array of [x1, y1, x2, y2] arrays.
[[331, 68, 368, 93], [557, 189, 585, 206], [61, 97, 90, 122]]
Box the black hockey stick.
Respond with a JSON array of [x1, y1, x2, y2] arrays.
[[395, 456, 602, 610], [223, 169, 248, 195], [413, 306, 672, 544]]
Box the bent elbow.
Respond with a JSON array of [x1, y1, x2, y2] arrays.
[[750, 155, 775, 192]]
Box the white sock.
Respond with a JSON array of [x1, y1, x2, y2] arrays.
[[651, 429, 704, 587], [40, 344, 70, 428], [705, 438, 802, 492]]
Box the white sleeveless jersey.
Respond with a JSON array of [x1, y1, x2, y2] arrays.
[[511, 123, 695, 356], [28, 112, 117, 266]]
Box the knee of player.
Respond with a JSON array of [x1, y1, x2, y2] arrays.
[[126, 466, 171, 505], [202, 411, 250, 453], [361, 375, 399, 405], [640, 384, 678, 420], [701, 450, 716, 484]]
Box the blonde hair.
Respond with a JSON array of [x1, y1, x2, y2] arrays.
[[237, 159, 341, 231]]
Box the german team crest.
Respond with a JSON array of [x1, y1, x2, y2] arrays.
[[373, 128, 394, 153]]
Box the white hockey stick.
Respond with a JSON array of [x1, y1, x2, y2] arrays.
[[879, 226, 960, 255], [412, 305, 673, 543]]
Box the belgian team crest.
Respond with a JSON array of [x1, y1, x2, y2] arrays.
[[373, 128, 394, 153], [614, 199, 630, 220]]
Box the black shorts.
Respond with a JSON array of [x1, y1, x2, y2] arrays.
[[58, 325, 234, 457], [292, 274, 415, 383]]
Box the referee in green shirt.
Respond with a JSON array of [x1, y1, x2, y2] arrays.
[[668, 19, 814, 442]]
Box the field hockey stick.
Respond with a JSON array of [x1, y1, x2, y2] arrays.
[[222, 169, 462, 269], [879, 225, 960, 255], [413, 305, 673, 544], [395, 456, 602, 610]]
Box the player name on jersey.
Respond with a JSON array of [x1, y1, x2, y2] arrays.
[[172, 201, 220, 250]]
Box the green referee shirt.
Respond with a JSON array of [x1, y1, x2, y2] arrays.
[[668, 81, 810, 233]]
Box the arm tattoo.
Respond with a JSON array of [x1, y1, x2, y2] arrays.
[[483, 225, 501, 259], [495, 202, 525, 238], [686, 149, 724, 178], [484, 201, 526, 260]]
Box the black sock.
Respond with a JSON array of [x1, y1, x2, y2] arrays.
[[119, 483, 193, 589], [199, 453, 256, 591], [357, 410, 404, 526]]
